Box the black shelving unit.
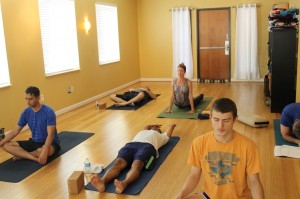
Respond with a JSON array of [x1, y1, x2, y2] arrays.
[[268, 28, 297, 113]]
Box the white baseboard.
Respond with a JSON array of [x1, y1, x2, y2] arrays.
[[55, 79, 140, 116], [140, 78, 172, 82], [231, 78, 263, 82], [55, 77, 263, 116], [142, 77, 264, 83], [140, 78, 199, 82]]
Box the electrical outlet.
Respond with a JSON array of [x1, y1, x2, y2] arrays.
[[67, 86, 74, 94]]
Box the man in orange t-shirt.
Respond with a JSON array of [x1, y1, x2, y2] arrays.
[[174, 98, 264, 199]]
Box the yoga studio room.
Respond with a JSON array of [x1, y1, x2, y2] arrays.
[[0, 0, 300, 199]]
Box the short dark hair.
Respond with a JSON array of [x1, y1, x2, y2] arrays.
[[25, 86, 40, 97], [211, 98, 237, 119], [178, 63, 186, 72], [292, 119, 300, 139]]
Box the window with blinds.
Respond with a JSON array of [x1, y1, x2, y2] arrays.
[[0, 4, 10, 88], [95, 3, 120, 65], [38, 0, 80, 76]]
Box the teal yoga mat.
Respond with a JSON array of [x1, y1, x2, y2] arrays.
[[273, 119, 297, 146], [0, 131, 94, 183], [85, 136, 180, 195], [157, 97, 213, 119]]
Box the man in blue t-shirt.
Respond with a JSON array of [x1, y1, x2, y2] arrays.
[[280, 103, 300, 146], [0, 86, 60, 164]]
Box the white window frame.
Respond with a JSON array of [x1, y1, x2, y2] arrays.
[[38, 0, 80, 76], [95, 3, 120, 65], [0, 4, 11, 88]]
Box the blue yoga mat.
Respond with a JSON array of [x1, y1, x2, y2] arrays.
[[0, 131, 94, 183], [273, 119, 297, 146], [85, 136, 180, 195], [106, 94, 160, 110]]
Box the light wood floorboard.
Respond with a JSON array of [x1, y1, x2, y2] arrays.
[[0, 81, 299, 199]]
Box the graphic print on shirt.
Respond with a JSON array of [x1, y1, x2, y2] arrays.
[[205, 151, 240, 186], [174, 79, 189, 107]]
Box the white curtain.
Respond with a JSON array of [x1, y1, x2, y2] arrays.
[[234, 4, 260, 80], [172, 7, 193, 78]]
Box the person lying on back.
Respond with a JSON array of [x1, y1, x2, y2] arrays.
[[90, 123, 176, 194], [110, 86, 157, 107]]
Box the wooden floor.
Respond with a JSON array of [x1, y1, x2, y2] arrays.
[[0, 81, 299, 199]]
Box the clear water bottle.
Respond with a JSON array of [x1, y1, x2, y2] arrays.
[[84, 158, 91, 174]]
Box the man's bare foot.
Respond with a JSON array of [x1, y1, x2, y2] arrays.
[[115, 102, 127, 107], [114, 179, 127, 194], [90, 176, 106, 192], [116, 102, 135, 107], [13, 155, 39, 163], [12, 156, 22, 161]]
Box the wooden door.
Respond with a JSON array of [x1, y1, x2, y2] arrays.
[[197, 9, 230, 82]]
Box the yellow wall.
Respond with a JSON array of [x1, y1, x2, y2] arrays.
[[0, 0, 140, 130], [137, 0, 299, 99], [0, 0, 299, 130], [137, 0, 291, 79]]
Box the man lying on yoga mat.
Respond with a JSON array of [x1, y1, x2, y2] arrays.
[[174, 98, 264, 199], [110, 86, 157, 107], [280, 103, 300, 146], [90, 123, 176, 194], [165, 63, 203, 115], [0, 86, 60, 164]]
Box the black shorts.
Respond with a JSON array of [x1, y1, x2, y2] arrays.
[[116, 91, 140, 101], [17, 138, 61, 155], [116, 91, 151, 102], [117, 142, 156, 166]]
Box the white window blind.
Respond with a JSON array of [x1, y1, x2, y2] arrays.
[[0, 4, 10, 87], [39, 0, 80, 76], [95, 3, 120, 65]]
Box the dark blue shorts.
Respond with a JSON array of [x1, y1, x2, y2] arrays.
[[117, 142, 156, 166], [17, 138, 61, 155]]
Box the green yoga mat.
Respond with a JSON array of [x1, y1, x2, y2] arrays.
[[273, 119, 297, 146], [157, 97, 213, 119]]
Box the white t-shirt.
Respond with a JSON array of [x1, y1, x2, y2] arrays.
[[132, 129, 169, 157]]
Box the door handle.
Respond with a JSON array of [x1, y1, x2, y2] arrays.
[[225, 33, 229, 55], [199, 46, 225, 50], [225, 40, 229, 55]]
